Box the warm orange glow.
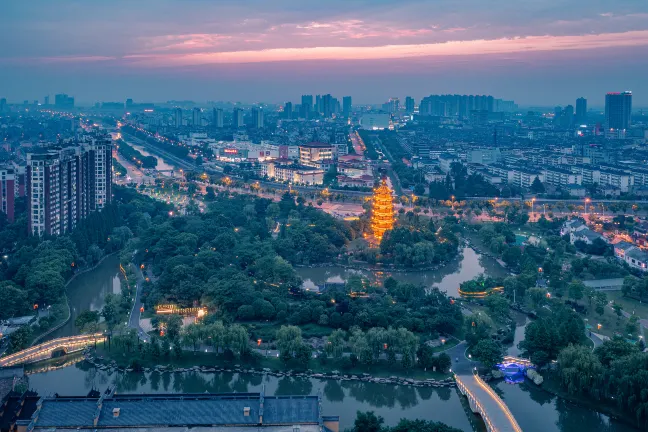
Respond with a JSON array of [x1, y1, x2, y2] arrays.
[[371, 178, 395, 241]]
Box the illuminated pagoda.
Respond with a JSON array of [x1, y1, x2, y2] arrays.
[[371, 177, 395, 242]]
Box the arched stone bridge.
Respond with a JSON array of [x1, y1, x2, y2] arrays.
[[0, 334, 105, 367], [456, 372, 522, 432]]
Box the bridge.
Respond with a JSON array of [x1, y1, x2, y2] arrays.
[[456, 372, 522, 432], [0, 334, 105, 367]]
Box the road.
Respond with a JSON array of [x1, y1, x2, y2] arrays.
[[127, 263, 149, 342]]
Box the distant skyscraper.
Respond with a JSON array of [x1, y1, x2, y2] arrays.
[[561, 105, 574, 129], [126, 98, 133, 108], [575, 97, 587, 124], [0, 98, 6, 112], [44, 96, 49, 106], [174, 108, 183, 127], [284, 102, 293, 119], [315, 95, 322, 114], [605, 91, 632, 130], [192, 108, 202, 126], [251, 107, 264, 128], [405, 97, 415, 113], [233, 108, 244, 128], [321, 94, 333, 118], [213, 108, 224, 128], [301, 95, 313, 119], [54, 94, 74, 109], [343, 96, 352, 117]]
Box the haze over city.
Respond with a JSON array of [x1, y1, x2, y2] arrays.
[[1, 0, 648, 105]]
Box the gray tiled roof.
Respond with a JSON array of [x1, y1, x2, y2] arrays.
[[34, 394, 320, 429]]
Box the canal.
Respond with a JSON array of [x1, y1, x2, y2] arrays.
[[25, 249, 638, 431], [297, 247, 509, 297]]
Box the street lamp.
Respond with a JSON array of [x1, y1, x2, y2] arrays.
[[531, 198, 536, 221], [585, 198, 591, 217]]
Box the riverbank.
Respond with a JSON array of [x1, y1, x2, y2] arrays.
[[536, 372, 640, 430], [85, 348, 456, 390], [30, 252, 119, 346]]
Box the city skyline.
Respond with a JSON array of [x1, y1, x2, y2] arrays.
[[1, 0, 647, 105]]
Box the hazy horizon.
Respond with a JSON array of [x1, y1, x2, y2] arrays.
[[2, 0, 647, 106]]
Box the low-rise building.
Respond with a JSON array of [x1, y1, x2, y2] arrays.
[[262, 161, 324, 185], [5, 390, 339, 432], [614, 241, 648, 271]]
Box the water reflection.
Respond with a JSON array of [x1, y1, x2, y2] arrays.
[[47, 255, 121, 341], [128, 142, 176, 172], [26, 364, 472, 431], [493, 380, 637, 432], [297, 247, 508, 297]]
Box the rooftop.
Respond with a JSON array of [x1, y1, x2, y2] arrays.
[[33, 393, 323, 430], [300, 142, 333, 149]]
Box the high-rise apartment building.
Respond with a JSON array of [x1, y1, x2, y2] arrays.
[[0, 166, 16, 222], [213, 108, 224, 128], [605, 91, 632, 131], [233, 108, 244, 128], [301, 95, 313, 118], [26, 134, 112, 236], [174, 108, 183, 128], [342, 96, 352, 117], [321, 94, 333, 118], [284, 102, 293, 119], [192, 108, 202, 126], [575, 97, 587, 124], [405, 96, 415, 113], [251, 107, 264, 128], [0, 98, 6, 112], [54, 94, 75, 109]]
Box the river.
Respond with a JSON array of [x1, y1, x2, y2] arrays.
[[128, 141, 177, 172], [24, 249, 638, 431], [297, 247, 509, 297]]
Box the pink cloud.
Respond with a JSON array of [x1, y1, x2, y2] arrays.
[[123, 30, 648, 67]]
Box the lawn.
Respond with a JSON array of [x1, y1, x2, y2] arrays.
[[607, 291, 648, 320]]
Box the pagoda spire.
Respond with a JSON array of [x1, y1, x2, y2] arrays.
[[371, 177, 395, 241]]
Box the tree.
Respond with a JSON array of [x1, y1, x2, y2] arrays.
[[101, 294, 120, 331], [9, 326, 32, 353], [436, 353, 452, 373], [74, 310, 100, 333], [568, 280, 584, 301], [294, 343, 313, 367], [626, 315, 639, 336], [166, 314, 183, 341], [527, 287, 547, 310], [530, 177, 545, 194], [485, 294, 510, 322], [612, 303, 623, 323], [350, 411, 384, 432], [326, 329, 346, 359], [276, 325, 303, 358], [0, 282, 30, 320], [472, 339, 503, 369], [594, 336, 639, 367], [388, 419, 463, 432], [558, 344, 604, 398]]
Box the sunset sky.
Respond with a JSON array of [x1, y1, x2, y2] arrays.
[[1, 0, 647, 106]]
